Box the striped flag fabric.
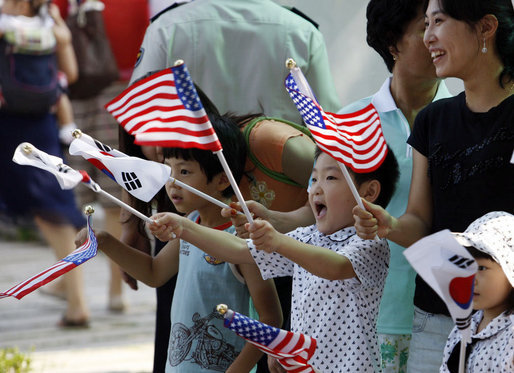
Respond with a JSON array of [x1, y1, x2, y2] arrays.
[[222, 307, 318, 373], [284, 73, 387, 173], [105, 63, 222, 151], [69, 133, 171, 202], [404, 229, 478, 343], [0, 214, 97, 300]]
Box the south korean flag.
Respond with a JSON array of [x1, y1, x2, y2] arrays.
[[69, 132, 171, 202]]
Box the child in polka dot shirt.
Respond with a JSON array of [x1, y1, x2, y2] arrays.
[[149, 147, 399, 372], [441, 211, 514, 373]]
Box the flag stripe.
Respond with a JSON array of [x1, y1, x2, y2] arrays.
[[284, 73, 388, 173], [105, 63, 222, 152], [0, 215, 97, 300], [106, 70, 174, 112], [223, 309, 317, 373]]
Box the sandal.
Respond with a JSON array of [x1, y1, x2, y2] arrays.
[[58, 316, 90, 329]]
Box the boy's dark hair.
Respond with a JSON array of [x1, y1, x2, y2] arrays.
[[314, 145, 399, 208], [466, 246, 514, 314], [366, 0, 425, 72], [162, 86, 246, 198], [423, 0, 514, 88]]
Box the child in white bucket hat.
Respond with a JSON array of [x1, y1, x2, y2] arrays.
[[441, 211, 514, 373]]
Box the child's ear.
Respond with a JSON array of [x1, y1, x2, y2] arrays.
[[215, 172, 231, 192], [358, 179, 381, 204]]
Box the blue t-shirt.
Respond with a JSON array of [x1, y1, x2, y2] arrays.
[[166, 211, 255, 372]]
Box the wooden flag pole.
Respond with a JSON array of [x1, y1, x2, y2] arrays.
[[168, 177, 243, 215], [458, 339, 466, 373], [215, 151, 254, 224], [337, 162, 366, 211], [84, 181, 154, 224]]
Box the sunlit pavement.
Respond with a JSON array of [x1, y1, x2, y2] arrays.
[[0, 239, 157, 373]]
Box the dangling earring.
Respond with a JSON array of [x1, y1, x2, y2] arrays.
[[481, 38, 487, 54]]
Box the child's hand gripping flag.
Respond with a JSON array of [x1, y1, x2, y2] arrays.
[[217, 304, 320, 373], [69, 131, 171, 202], [106, 61, 254, 223], [0, 208, 97, 300], [284, 70, 387, 173]]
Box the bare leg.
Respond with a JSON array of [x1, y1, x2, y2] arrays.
[[34, 216, 89, 322], [104, 207, 126, 312]]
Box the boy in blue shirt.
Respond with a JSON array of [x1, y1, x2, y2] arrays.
[[77, 114, 281, 372], [149, 147, 399, 372]]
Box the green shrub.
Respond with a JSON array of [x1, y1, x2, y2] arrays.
[[0, 347, 32, 373]]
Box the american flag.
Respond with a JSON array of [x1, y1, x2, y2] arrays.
[[105, 63, 222, 151], [223, 308, 317, 373], [284, 73, 388, 173], [0, 215, 97, 300]]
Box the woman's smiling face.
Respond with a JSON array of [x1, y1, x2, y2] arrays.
[[423, 0, 482, 80]]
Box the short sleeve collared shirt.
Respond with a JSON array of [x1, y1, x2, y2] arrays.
[[248, 225, 389, 372], [441, 310, 514, 372]]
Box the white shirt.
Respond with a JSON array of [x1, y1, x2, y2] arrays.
[[248, 225, 389, 372], [441, 310, 514, 372]]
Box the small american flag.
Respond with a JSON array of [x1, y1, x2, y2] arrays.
[[105, 63, 222, 151], [0, 215, 97, 300], [285, 73, 387, 173], [223, 308, 318, 373]]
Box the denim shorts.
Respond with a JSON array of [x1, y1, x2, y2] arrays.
[[406, 306, 454, 372]]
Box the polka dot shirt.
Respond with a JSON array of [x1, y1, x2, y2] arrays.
[[441, 310, 514, 372], [248, 225, 389, 372]]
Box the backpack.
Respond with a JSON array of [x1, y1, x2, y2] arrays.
[[0, 39, 60, 115], [240, 117, 315, 212]]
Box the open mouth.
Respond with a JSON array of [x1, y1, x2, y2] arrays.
[[315, 202, 327, 219], [430, 49, 445, 63]]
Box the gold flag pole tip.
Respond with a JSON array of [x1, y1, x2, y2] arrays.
[[72, 129, 83, 139], [84, 205, 95, 216], [285, 58, 297, 69], [173, 59, 184, 66], [216, 304, 228, 315], [22, 143, 33, 154]]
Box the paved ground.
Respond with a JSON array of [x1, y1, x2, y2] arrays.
[[0, 238, 157, 373]]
